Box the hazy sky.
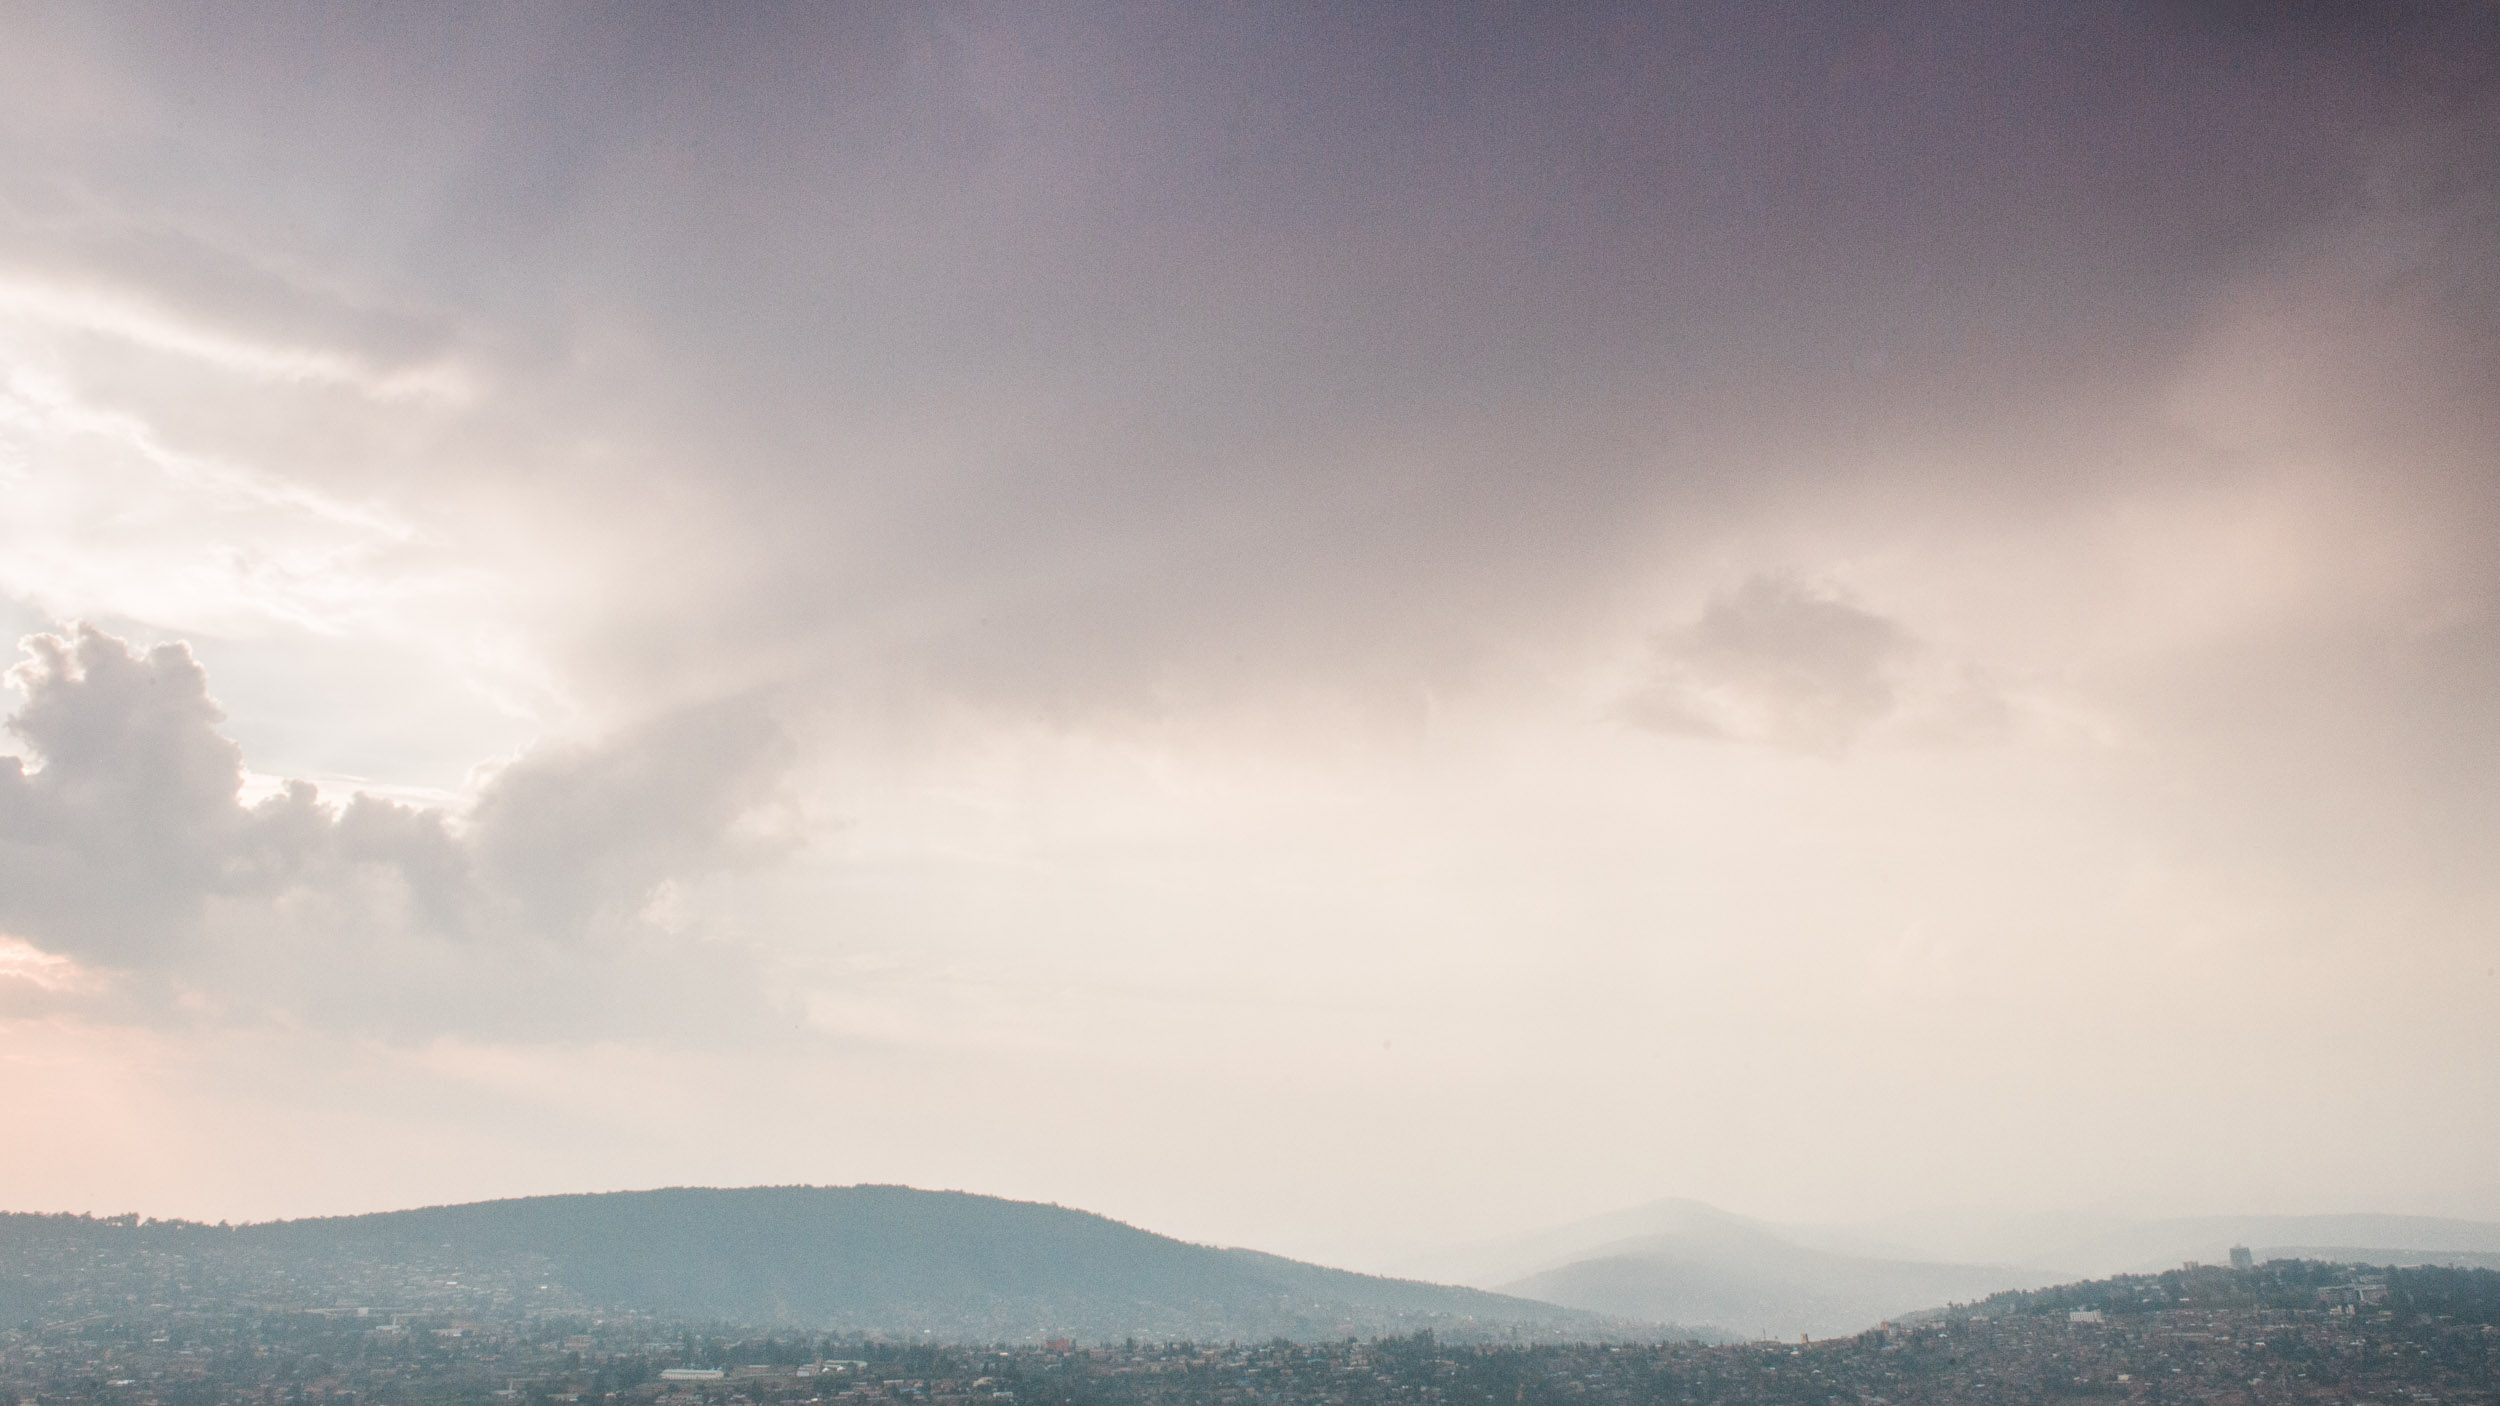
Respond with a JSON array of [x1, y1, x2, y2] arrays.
[[2, 2, 2497, 1270]]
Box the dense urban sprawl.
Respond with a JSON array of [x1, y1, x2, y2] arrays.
[[5, 1262, 2495, 1406]]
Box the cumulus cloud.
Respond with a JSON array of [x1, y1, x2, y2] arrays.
[[0, 625, 263, 961], [467, 698, 800, 943], [0, 624, 797, 1035], [1623, 575, 2005, 755]]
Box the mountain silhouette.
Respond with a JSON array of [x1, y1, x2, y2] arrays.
[[0, 1186, 1691, 1343], [1398, 1198, 2500, 1340]]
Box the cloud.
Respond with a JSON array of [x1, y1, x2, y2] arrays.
[[1622, 575, 2005, 756], [0, 273, 470, 403], [0, 0, 2476, 781], [0, 625, 255, 961], [0, 624, 797, 1035], [0, 3, 2494, 1241], [467, 697, 801, 942], [15, 0, 2474, 728], [0, 933, 101, 1020]]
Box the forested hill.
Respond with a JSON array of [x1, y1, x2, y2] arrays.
[[0, 1186, 1684, 1343]]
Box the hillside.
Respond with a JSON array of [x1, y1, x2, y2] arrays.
[[1881, 1210, 2500, 1278], [1945, 1253, 2500, 1324], [13, 1257, 2497, 1406], [1399, 1200, 2046, 1340], [1490, 1205, 2048, 1341], [1400, 1198, 2500, 1341], [0, 1186, 1687, 1343]]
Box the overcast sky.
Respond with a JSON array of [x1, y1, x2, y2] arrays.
[[2, 1, 2497, 1270]]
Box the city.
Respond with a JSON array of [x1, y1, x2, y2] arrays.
[[8, 1261, 2495, 1406]]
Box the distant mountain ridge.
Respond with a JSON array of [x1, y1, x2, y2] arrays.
[[1394, 1198, 2500, 1342], [0, 1185, 1694, 1344], [1476, 1202, 2053, 1342]]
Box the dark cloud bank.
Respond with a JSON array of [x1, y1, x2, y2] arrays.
[[6, 1, 2495, 720], [1, 2, 2497, 1030]]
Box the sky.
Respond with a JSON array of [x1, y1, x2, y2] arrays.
[[1, 1, 2498, 1273]]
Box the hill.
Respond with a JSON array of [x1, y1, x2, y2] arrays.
[[1873, 1210, 2500, 1278], [1397, 1199, 2049, 1340], [14, 1257, 2497, 1406], [1397, 1198, 2500, 1340], [0, 1186, 1691, 1343], [1477, 1202, 2048, 1341], [1943, 1253, 2500, 1324]]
